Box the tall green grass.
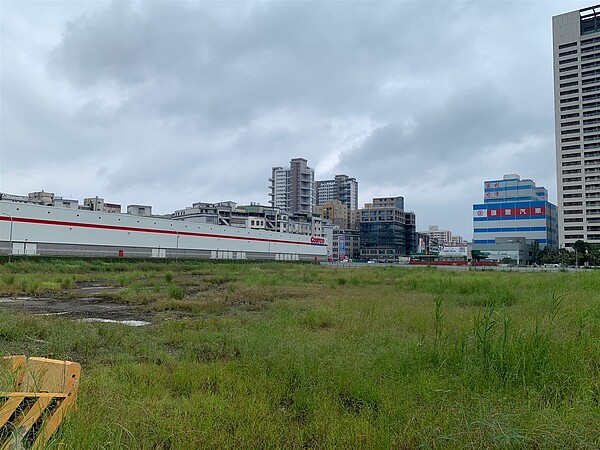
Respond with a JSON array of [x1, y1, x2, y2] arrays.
[[0, 261, 599, 447]]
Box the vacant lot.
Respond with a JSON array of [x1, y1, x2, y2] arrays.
[[1, 258, 599, 448]]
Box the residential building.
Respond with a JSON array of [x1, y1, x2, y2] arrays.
[[172, 201, 326, 237], [358, 196, 417, 260], [0, 193, 29, 203], [472, 174, 559, 264], [83, 197, 121, 213], [269, 158, 315, 214], [53, 197, 79, 209], [315, 174, 358, 211], [315, 200, 349, 230], [127, 205, 152, 216], [450, 235, 465, 245], [28, 191, 54, 206], [419, 225, 452, 247], [553, 5, 600, 246]]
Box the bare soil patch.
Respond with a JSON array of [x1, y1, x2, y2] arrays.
[[0, 280, 155, 322]]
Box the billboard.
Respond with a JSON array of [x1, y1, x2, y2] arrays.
[[338, 234, 346, 259], [438, 246, 468, 257]]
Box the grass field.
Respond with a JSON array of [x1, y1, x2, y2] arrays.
[[0, 258, 599, 448]]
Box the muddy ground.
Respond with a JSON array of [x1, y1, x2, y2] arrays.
[[0, 281, 154, 324]]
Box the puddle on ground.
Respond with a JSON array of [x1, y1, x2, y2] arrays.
[[80, 318, 151, 326]]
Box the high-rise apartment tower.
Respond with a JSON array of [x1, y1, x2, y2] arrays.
[[553, 5, 600, 247], [315, 174, 358, 211], [269, 158, 315, 214]]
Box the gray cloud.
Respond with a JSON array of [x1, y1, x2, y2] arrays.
[[0, 0, 594, 237]]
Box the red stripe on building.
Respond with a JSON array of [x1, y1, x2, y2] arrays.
[[0, 216, 324, 246]]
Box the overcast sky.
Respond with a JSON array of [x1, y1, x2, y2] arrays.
[[0, 0, 593, 238]]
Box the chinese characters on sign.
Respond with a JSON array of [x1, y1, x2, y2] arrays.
[[485, 206, 546, 218]]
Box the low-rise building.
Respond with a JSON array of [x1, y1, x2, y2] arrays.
[[127, 205, 152, 216], [83, 197, 121, 213]]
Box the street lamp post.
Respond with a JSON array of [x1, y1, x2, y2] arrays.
[[1, 213, 13, 263]]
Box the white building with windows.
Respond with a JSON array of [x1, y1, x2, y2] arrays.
[[553, 5, 600, 246], [268, 158, 315, 214], [315, 174, 358, 211]]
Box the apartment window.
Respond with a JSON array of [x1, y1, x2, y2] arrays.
[[584, 135, 600, 141], [562, 137, 581, 143], [583, 85, 600, 93], [561, 129, 580, 135], [564, 193, 583, 198], [560, 97, 579, 104], [562, 113, 580, 119], [560, 73, 579, 80], [560, 50, 578, 57], [564, 210, 583, 214], [562, 121, 581, 127], [563, 169, 582, 174], [562, 105, 580, 111], [560, 58, 579, 65], [565, 235, 585, 239], [559, 42, 577, 49], [582, 61, 600, 69], [584, 143, 600, 149], [582, 52, 600, 61], [584, 126, 600, 132], [565, 226, 584, 231], [582, 44, 600, 53], [561, 89, 580, 96], [564, 185, 582, 190], [582, 76, 600, 84], [562, 161, 581, 166], [582, 69, 600, 77], [561, 81, 579, 88], [563, 177, 582, 182], [582, 36, 600, 45], [583, 109, 600, 117], [562, 145, 581, 150], [584, 117, 600, 125], [564, 218, 584, 222]]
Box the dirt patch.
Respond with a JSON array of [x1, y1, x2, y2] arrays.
[[0, 296, 155, 323]]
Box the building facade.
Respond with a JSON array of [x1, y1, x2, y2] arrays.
[[553, 5, 600, 246], [472, 174, 559, 262], [269, 158, 315, 214], [315, 174, 358, 211], [418, 225, 452, 248], [315, 200, 349, 230], [331, 229, 360, 260], [358, 196, 417, 260]]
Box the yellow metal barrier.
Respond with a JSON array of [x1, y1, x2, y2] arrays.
[[0, 355, 80, 449]]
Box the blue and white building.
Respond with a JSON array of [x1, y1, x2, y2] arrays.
[[472, 174, 558, 262]]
